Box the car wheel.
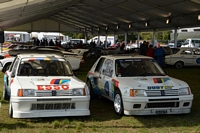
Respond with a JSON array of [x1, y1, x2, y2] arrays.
[[114, 90, 124, 116], [174, 61, 184, 68], [3, 86, 10, 100], [9, 102, 13, 118], [86, 79, 97, 99]]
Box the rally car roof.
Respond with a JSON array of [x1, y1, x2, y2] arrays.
[[100, 54, 153, 59], [9, 49, 64, 57]]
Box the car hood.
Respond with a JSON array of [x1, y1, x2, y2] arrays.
[[16, 77, 85, 90], [116, 76, 187, 90]]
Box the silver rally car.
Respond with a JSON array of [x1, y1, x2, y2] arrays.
[[2, 50, 90, 118], [86, 55, 193, 115]]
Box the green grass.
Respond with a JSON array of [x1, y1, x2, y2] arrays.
[[0, 56, 200, 133]]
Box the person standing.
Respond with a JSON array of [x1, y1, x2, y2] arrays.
[[49, 39, 54, 46], [154, 44, 166, 67], [120, 41, 125, 51], [146, 45, 154, 58], [139, 41, 147, 55]]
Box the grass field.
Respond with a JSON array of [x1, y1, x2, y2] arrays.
[[0, 56, 200, 133]]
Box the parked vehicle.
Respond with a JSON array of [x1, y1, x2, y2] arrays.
[[0, 48, 82, 71], [61, 39, 85, 48], [1, 50, 90, 118], [181, 38, 200, 48], [12, 44, 34, 50], [86, 55, 193, 115], [125, 43, 138, 50], [165, 47, 200, 68], [168, 39, 185, 48]]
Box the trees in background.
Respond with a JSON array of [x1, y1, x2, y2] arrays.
[[62, 30, 171, 44]]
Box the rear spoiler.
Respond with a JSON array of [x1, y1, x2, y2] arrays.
[[9, 48, 64, 57]]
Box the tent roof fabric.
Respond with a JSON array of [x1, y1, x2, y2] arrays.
[[0, 0, 199, 35]]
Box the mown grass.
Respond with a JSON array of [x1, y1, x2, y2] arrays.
[[0, 56, 200, 133]]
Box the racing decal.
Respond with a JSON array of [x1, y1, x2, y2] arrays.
[[88, 72, 98, 77], [123, 87, 129, 95], [153, 78, 170, 83], [147, 86, 172, 90], [37, 85, 69, 90], [111, 79, 119, 99], [89, 77, 101, 95], [134, 78, 148, 80], [112, 79, 119, 88], [31, 78, 49, 81], [196, 58, 200, 64], [27, 58, 59, 61], [50, 79, 70, 85], [104, 81, 109, 96], [10, 79, 14, 85]]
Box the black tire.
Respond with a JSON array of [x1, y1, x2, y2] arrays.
[[86, 79, 97, 99], [9, 102, 13, 118], [174, 61, 184, 69], [114, 90, 124, 116], [3, 86, 10, 100]]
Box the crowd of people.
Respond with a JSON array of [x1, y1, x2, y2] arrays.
[[139, 41, 166, 67], [33, 38, 62, 47]]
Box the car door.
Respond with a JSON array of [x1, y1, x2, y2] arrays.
[[93, 57, 106, 92], [192, 48, 200, 66], [98, 59, 113, 99], [180, 48, 193, 65], [6, 58, 20, 94]]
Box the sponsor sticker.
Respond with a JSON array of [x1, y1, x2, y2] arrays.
[[147, 86, 173, 90], [37, 85, 69, 90]]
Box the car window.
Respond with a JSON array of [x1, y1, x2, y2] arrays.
[[17, 58, 73, 76], [11, 58, 20, 76], [115, 58, 165, 77], [95, 58, 105, 73], [193, 49, 200, 55], [181, 49, 192, 55], [102, 59, 113, 77], [183, 40, 189, 45], [8, 57, 17, 72]]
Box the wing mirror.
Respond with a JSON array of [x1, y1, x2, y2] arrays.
[[11, 72, 15, 78], [1, 64, 10, 73]]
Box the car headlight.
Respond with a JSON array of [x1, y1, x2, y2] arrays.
[[18, 89, 35, 97], [72, 88, 86, 96], [179, 87, 190, 95], [130, 89, 147, 97]]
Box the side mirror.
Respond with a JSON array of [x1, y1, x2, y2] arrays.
[[11, 72, 15, 78], [1, 63, 11, 73], [73, 71, 77, 77]]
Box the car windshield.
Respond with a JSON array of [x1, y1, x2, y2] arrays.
[[17, 58, 73, 76], [115, 58, 166, 77]]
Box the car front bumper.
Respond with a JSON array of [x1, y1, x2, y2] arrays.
[[122, 95, 193, 115], [11, 96, 90, 118]]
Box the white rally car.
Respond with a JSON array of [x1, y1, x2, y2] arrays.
[[165, 47, 200, 68], [0, 49, 81, 71], [2, 50, 90, 118], [86, 55, 193, 115]]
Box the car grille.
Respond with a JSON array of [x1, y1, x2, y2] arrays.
[[31, 103, 75, 110], [146, 89, 178, 97], [145, 98, 179, 108], [36, 90, 72, 97]]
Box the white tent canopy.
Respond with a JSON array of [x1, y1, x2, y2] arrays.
[[0, 0, 199, 35]]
